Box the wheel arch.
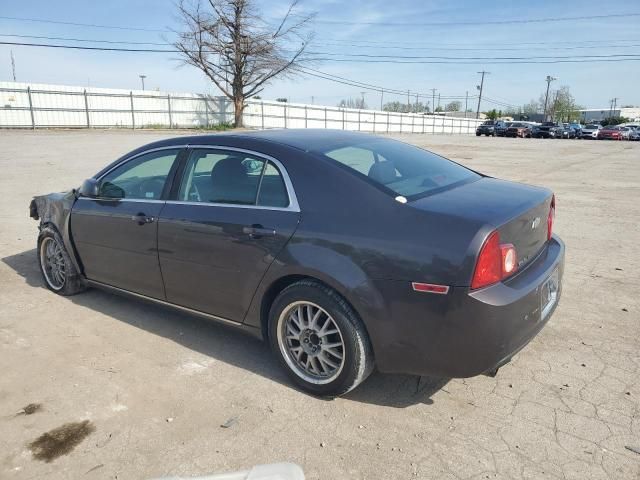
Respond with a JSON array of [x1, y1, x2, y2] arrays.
[[258, 273, 361, 343]]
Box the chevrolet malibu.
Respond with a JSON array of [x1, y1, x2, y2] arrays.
[[30, 130, 564, 397]]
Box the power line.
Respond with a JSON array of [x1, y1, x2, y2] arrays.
[[312, 37, 640, 47], [6, 33, 640, 52], [302, 12, 640, 27], [4, 41, 640, 65], [312, 40, 640, 52], [0, 41, 175, 52], [0, 33, 169, 46], [304, 56, 640, 65], [0, 15, 168, 32], [305, 52, 640, 61]]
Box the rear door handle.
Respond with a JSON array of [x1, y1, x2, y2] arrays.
[[131, 213, 155, 225], [242, 224, 276, 239]]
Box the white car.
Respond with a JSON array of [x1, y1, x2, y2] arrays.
[[580, 124, 602, 139]]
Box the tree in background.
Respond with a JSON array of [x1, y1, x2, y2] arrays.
[[549, 86, 582, 122], [338, 97, 368, 109], [383, 101, 429, 113], [276, 98, 288, 102], [445, 101, 461, 112], [601, 116, 630, 126], [485, 109, 498, 120], [174, 0, 314, 127]]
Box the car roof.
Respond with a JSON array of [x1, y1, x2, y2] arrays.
[[154, 129, 380, 153]]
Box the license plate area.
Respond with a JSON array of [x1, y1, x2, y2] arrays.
[[541, 268, 559, 320]]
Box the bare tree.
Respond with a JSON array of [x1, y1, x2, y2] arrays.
[[174, 0, 314, 127]]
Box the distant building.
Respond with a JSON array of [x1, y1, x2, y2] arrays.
[[578, 107, 640, 123]]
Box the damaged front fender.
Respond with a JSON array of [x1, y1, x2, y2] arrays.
[[30, 191, 83, 274]]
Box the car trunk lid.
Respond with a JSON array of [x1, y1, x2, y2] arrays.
[[410, 177, 552, 273]]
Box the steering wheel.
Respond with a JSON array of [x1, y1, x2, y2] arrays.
[[137, 178, 165, 200]]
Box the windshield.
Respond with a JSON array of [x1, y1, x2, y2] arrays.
[[481, 121, 495, 125], [320, 138, 480, 200], [586, 124, 599, 129]]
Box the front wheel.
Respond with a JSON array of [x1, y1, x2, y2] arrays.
[[38, 225, 86, 296], [269, 280, 374, 397]]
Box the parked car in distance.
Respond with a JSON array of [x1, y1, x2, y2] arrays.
[[618, 126, 633, 140], [560, 124, 577, 139], [568, 123, 582, 138], [532, 122, 564, 139], [476, 120, 498, 136], [494, 121, 511, 137], [629, 128, 640, 141], [580, 124, 602, 139], [505, 122, 532, 138], [29, 130, 564, 397], [598, 125, 623, 140]]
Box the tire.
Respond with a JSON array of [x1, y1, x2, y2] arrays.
[[268, 280, 374, 397], [37, 225, 86, 296], [476, 132, 481, 136]]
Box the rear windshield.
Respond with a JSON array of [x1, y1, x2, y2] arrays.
[[319, 138, 480, 200]]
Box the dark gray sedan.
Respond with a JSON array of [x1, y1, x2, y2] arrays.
[[30, 130, 564, 396]]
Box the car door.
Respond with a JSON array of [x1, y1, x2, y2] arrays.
[[157, 147, 300, 322], [71, 147, 183, 299]]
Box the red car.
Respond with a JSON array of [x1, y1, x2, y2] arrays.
[[598, 126, 623, 140]]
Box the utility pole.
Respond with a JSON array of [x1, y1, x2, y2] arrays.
[[612, 97, 618, 119], [430, 88, 437, 114], [311, 96, 314, 105], [139, 75, 147, 91], [543, 75, 556, 121], [476, 71, 489, 119], [464, 90, 468, 118], [360, 91, 366, 109], [407, 90, 410, 111], [437, 93, 441, 111], [380, 90, 384, 111], [415, 93, 419, 113], [10, 50, 16, 81]]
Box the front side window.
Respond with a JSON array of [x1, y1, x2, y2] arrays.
[[178, 149, 289, 207], [99, 148, 180, 200], [321, 138, 479, 200]]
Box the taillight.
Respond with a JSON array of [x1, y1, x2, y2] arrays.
[[471, 231, 518, 289], [547, 194, 555, 240]]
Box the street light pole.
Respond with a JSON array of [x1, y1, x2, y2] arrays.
[[139, 75, 147, 91], [543, 75, 556, 121]]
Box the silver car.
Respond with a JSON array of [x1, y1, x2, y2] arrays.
[[580, 124, 601, 139]]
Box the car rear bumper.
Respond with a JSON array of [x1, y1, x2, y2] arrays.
[[370, 235, 565, 378]]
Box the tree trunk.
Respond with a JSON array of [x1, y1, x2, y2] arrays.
[[234, 95, 244, 128]]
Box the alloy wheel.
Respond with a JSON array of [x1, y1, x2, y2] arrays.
[[277, 301, 346, 385], [40, 237, 66, 290]]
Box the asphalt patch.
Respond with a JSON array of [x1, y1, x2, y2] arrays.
[[28, 420, 95, 463]]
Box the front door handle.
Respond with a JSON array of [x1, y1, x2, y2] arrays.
[[242, 224, 276, 239], [131, 213, 155, 225]]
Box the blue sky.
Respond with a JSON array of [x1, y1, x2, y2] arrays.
[[1, 0, 639, 111]]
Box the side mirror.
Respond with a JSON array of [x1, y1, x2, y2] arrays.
[[79, 178, 100, 198]]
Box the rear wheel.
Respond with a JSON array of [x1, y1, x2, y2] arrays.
[[269, 280, 374, 397], [38, 225, 86, 296]]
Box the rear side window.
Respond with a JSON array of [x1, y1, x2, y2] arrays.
[[321, 138, 479, 200], [178, 149, 289, 207]]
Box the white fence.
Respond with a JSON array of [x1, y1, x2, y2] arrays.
[[0, 81, 483, 134]]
